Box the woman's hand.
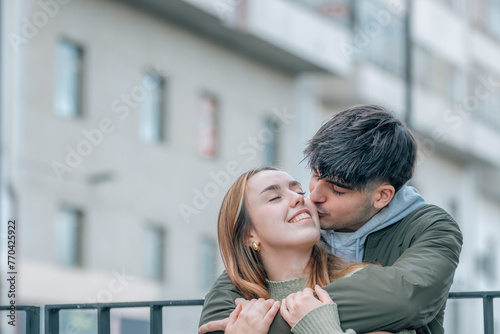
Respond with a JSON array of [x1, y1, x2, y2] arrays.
[[280, 285, 334, 328], [226, 298, 281, 334]]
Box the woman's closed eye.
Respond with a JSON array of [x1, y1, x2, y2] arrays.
[[269, 189, 305, 202]]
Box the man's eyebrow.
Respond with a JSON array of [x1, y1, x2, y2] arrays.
[[324, 179, 353, 190], [260, 180, 302, 195]]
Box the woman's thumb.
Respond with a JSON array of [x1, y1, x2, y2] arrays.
[[315, 285, 333, 304]]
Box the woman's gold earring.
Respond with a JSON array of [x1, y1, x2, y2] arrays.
[[252, 241, 261, 252]]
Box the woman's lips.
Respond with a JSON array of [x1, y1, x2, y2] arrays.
[[288, 209, 311, 223]]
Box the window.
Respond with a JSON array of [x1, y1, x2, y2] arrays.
[[469, 0, 500, 40], [356, 0, 406, 76], [144, 225, 165, 280], [200, 237, 217, 289], [292, 0, 352, 28], [198, 93, 218, 159], [139, 71, 165, 143], [54, 206, 83, 266], [54, 39, 83, 118], [263, 117, 279, 165], [440, 0, 465, 14], [468, 67, 500, 130], [413, 45, 464, 105], [476, 239, 497, 283]]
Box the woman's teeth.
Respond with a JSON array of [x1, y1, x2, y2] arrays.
[[289, 213, 311, 223]]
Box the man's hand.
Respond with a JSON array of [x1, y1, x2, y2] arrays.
[[198, 317, 229, 334], [281, 285, 334, 328], [198, 298, 279, 334]]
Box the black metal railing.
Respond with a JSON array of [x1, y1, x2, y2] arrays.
[[45, 299, 204, 334], [0, 304, 40, 333], [2, 292, 500, 334], [448, 291, 500, 334]]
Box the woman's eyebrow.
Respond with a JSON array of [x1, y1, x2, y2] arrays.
[[260, 184, 280, 195], [260, 180, 301, 195]]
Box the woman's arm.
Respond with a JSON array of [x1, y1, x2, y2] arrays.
[[281, 286, 356, 334]]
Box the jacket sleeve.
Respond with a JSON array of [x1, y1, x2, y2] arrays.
[[322, 214, 462, 333], [198, 271, 243, 333]]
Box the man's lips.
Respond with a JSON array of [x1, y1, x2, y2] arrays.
[[288, 209, 312, 223]]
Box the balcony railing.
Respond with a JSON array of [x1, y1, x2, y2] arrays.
[[2, 292, 500, 334]]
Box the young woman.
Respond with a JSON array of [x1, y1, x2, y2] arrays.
[[206, 167, 414, 334]]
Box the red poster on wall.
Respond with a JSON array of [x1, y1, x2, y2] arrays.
[[198, 94, 218, 158]]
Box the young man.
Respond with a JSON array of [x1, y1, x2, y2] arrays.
[[198, 105, 462, 334]]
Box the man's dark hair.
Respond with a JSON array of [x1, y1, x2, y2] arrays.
[[304, 104, 417, 192]]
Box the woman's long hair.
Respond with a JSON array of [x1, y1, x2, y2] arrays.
[[218, 167, 363, 299]]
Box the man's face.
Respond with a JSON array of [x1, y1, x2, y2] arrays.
[[309, 173, 378, 232]]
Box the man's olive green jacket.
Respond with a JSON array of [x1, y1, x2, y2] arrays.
[[198, 205, 463, 334]]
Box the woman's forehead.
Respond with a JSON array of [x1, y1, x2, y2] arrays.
[[247, 170, 294, 192]]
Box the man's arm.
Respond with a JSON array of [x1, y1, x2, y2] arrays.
[[323, 209, 462, 333], [199, 206, 462, 334]]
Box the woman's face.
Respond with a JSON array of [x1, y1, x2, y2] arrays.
[[245, 170, 320, 251]]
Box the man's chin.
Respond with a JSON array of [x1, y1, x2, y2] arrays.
[[319, 217, 335, 230]]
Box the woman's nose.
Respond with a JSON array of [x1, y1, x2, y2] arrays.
[[291, 192, 304, 207]]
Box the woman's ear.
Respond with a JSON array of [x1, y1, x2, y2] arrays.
[[246, 227, 260, 246], [373, 183, 395, 210]]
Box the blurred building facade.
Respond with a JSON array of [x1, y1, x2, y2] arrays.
[[1, 0, 499, 333]]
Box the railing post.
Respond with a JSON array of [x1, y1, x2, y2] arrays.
[[150, 305, 163, 334], [45, 306, 59, 334], [26, 306, 40, 334], [97, 307, 110, 334], [483, 295, 494, 334]]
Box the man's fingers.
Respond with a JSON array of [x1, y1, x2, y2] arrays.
[[315, 285, 333, 304], [198, 316, 230, 334]]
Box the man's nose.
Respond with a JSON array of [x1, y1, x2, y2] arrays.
[[309, 184, 325, 204]]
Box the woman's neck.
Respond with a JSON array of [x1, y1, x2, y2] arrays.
[[260, 246, 312, 282]]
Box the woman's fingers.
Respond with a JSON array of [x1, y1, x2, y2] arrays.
[[227, 304, 242, 326], [280, 298, 290, 322], [250, 298, 276, 317], [315, 285, 334, 304], [235, 298, 251, 307], [284, 292, 296, 311], [262, 301, 281, 327]]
